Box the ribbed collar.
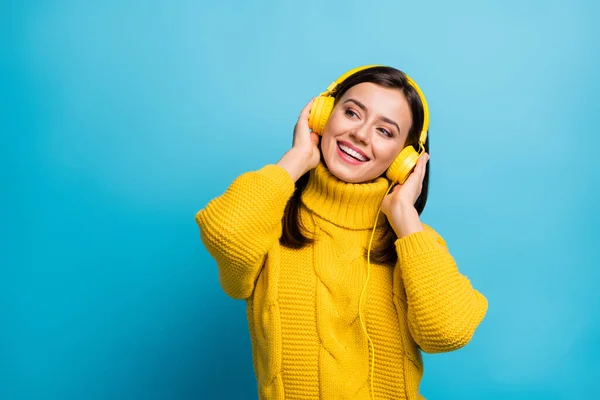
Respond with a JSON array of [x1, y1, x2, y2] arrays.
[[300, 161, 392, 230]]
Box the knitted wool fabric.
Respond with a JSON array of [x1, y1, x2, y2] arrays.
[[196, 161, 488, 400]]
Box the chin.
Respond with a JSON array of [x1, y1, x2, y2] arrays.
[[323, 155, 378, 183]]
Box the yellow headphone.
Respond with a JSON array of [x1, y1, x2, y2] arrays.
[[308, 65, 430, 399], [308, 64, 430, 185]]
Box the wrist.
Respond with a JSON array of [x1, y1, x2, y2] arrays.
[[389, 205, 423, 238], [277, 148, 310, 182]]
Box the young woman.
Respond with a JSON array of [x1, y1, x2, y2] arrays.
[[196, 66, 488, 400]]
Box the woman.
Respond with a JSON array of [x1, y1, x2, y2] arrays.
[[196, 66, 488, 400]]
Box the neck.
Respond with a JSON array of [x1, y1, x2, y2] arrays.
[[300, 162, 392, 230]]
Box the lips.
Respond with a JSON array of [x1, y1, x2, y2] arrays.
[[337, 140, 370, 161]]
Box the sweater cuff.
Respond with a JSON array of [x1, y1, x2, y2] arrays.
[[395, 230, 442, 257]]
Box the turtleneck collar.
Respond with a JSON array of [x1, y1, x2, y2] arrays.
[[300, 161, 392, 230]]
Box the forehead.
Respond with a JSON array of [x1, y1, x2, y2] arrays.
[[339, 82, 412, 123]]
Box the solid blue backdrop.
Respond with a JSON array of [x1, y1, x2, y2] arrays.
[[2, 0, 599, 399]]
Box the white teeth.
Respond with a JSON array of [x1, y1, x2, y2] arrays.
[[339, 143, 368, 161]]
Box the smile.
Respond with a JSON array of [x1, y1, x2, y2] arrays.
[[337, 141, 370, 163]]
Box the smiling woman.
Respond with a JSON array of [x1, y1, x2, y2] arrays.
[[321, 83, 413, 183], [195, 66, 488, 400], [283, 67, 429, 266]]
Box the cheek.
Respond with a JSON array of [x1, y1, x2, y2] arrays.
[[320, 131, 335, 160], [321, 115, 343, 150], [373, 139, 403, 163], [321, 127, 333, 146], [323, 108, 348, 134]]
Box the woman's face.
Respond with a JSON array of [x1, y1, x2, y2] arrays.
[[321, 82, 413, 183]]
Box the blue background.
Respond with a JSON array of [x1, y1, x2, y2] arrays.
[[3, 0, 599, 399]]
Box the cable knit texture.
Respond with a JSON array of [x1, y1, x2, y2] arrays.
[[196, 161, 488, 400]]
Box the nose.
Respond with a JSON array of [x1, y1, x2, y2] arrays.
[[349, 124, 370, 145]]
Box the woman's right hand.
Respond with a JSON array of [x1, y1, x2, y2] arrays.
[[277, 97, 321, 182], [292, 97, 321, 171]]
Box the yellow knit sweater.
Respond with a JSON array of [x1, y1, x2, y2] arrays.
[[195, 161, 488, 400]]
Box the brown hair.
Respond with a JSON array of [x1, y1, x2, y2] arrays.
[[280, 66, 430, 266]]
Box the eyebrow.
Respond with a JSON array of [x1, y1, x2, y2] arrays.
[[343, 98, 401, 134]]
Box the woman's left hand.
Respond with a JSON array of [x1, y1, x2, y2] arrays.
[[380, 153, 429, 235]]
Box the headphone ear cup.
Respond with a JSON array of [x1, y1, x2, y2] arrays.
[[386, 146, 421, 184], [308, 96, 335, 135]]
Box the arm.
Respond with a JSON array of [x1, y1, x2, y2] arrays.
[[382, 154, 487, 353], [195, 163, 295, 300], [196, 98, 320, 300], [394, 214, 488, 353]]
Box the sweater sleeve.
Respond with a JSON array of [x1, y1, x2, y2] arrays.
[[195, 164, 296, 300], [394, 224, 488, 354]]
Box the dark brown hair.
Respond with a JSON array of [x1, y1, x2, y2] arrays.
[[280, 66, 430, 266]]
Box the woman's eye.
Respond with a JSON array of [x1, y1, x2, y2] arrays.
[[378, 128, 392, 137], [345, 109, 358, 118]]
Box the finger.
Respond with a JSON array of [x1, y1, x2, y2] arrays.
[[413, 154, 425, 179], [418, 155, 426, 178], [420, 153, 429, 180], [380, 193, 392, 215], [310, 131, 319, 146], [403, 165, 419, 185], [299, 97, 316, 120], [296, 98, 316, 135]]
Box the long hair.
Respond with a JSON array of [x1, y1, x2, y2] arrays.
[[280, 66, 430, 266]]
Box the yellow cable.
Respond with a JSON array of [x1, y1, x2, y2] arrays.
[[359, 181, 395, 400]]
